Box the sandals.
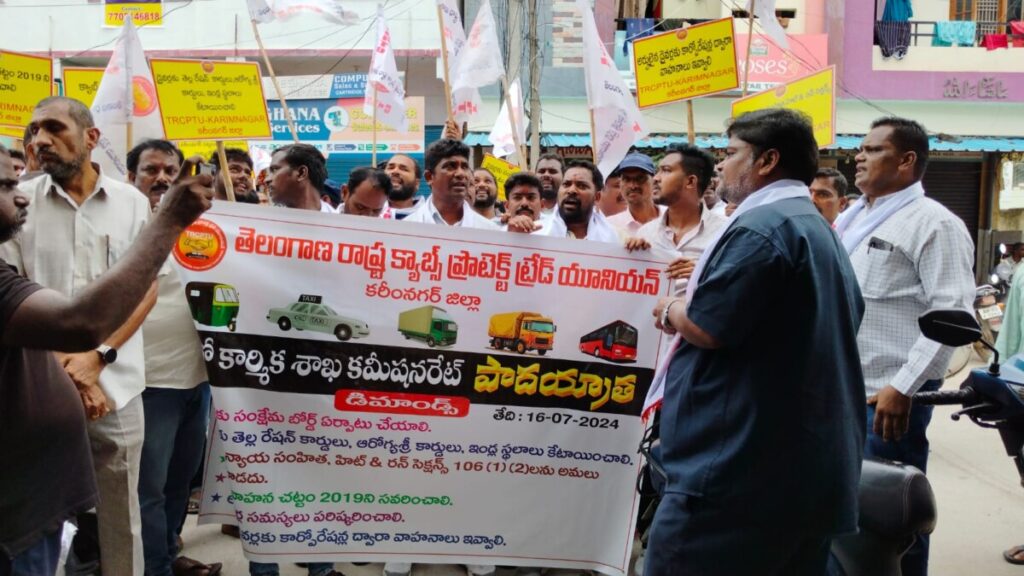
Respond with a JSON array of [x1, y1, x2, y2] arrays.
[[171, 556, 222, 576], [1003, 545, 1024, 565]]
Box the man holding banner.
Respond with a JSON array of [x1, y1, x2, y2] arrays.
[[647, 109, 865, 576], [540, 160, 618, 243]]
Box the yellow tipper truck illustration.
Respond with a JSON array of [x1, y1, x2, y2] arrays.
[[487, 311, 556, 355], [397, 305, 458, 347]]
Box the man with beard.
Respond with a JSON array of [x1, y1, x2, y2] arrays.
[[539, 160, 618, 242], [0, 143, 214, 576], [126, 139, 222, 576], [470, 168, 500, 221], [0, 97, 157, 575], [404, 139, 498, 230], [605, 152, 663, 237], [502, 172, 544, 234], [646, 109, 865, 576], [381, 153, 423, 220], [625, 144, 726, 297], [535, 153, 563, 218], [266, 144, 334, 213], [209, 148, 258, 204]]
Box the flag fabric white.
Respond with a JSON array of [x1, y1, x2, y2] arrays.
[[487, 78, 525, 159], [247, 0, 275, 22], [90, 19, 164, 178], [575, 0, 649, 178], [452, 0, 505, 91], [249, 0, 359, 25], [363, 5, 408, 132], [249, 144, 272, 176], [747, 0, 789, 49], [436, 0, 482, 122]]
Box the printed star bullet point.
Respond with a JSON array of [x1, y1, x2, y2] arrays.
[[219, 456, 226, 463], [215, 474, 226, 483], [211, 493, 221, 503]]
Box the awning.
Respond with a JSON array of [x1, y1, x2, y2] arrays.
[[465, 132, 1024, 152]]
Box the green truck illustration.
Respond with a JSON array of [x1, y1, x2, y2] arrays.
[[185, 282, 240, 332], [488, 311, 556, 355], [397, 305, 458, 347], [266, 294, 370, 341]]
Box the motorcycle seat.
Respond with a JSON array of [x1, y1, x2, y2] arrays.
[[857, 458, 936, 538]]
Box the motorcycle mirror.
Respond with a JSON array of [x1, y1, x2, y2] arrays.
[[918, 309, 982, 347]]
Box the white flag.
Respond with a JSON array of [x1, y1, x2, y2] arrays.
[[575, 0, 648, 177], [487, 78, 525, 159], [747, 0, 789, 50], [363, 5, 408, 131], [436, 0, 482, 122], [452, 0, 505, 91], [248, 0, 359, 25], [90, 19, 164, 178]]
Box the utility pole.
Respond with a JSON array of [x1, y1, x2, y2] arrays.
[[527, 0, 541, 167]]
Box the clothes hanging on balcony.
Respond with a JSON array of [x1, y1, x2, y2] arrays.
[[982, 33, 1010, 49], [881, 0, 912, 22], [876, 21, 911, 58], [1011, 21, 1024, 46], [932, 21, 977, 46]]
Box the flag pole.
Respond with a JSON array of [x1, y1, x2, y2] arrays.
[[372, 87, 379, 166], [436, 5, 455, 124], [251, 19, 300, 142], [588, 108, 597, 164], [216, 141, 237, 202], [742, 0, 756, 97], [686, 100, 695, 145]]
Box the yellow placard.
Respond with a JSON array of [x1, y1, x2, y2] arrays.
[[631, 18, 739, 108], [0, 50, 53, 130], [176, 140, 249, 163], [62, 67, 105, 107], [480, 154, 521, 202], [150, 59, 272, 141], [0, 125, 24, 139], [104, 1, 163, 27], [731, 66, 836, 148]]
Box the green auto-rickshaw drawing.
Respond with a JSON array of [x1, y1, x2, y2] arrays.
[[186, 282, 240, 332]]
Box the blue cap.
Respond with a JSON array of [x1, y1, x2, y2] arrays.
[[611, 152, 655, 177], [323, 179, 342, 203]]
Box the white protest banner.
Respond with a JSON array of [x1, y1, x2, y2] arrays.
[[249, 0, 359, 25], [576, 0, 649, 177], [747, 0, 789, 50], [452, 0, 505, 92], [436, 0, 482, 122], [487, 78, 525, 159], [91, 19, 164, 178], [174, 202, 667, 575], [365, 6, 408, 132]]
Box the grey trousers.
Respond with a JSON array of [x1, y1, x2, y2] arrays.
[[87, 394, 146, 576]]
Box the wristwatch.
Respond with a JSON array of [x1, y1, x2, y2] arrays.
[[96, 344, 118, 365], [660, 299, 681, 331]]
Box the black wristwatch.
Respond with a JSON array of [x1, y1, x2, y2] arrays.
[[96, 344, 118, 365]]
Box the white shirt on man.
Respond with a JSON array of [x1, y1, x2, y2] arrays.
[[142, 266, 208, 389], [636, 204, 728, 297], [606, 204, 667, 238], [0, 168, 151, 409], [539, 210, 620, 243], [404, 195, 499, 230]]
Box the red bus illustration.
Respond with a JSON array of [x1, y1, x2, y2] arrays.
[[579, 320, 638, 363]]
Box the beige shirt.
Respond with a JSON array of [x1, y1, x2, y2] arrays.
[[142, 265, 208, 389], [636, 205, 728, 296], [0, 169, 151, 409]]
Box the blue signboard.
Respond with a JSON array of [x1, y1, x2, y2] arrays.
[[330, 74, 368, 99]]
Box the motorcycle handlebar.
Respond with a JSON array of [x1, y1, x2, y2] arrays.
[[914, 386, 978, 406]]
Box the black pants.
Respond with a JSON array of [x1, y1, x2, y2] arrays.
[[645, 493, 832, 576]]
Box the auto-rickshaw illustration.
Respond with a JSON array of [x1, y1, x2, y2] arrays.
[[185, 282, 240, 332]]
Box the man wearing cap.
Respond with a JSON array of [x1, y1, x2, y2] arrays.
[[605, 151, 665, 238], [321, 179, 342, 211]]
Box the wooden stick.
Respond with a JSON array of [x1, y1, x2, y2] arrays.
[[371, 88, 378, 167], [126, 122, 133, 153], [436, 4, 455, 124], [251, 19, 299, 143], [742, 0, 756, 97], [589, 108, 598, 164], [501, 76, 527, 169], [216, 141, 237, 202], [686, 100, 695, 145]]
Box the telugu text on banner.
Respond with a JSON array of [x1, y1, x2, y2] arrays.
[[173, 203, 666, 575]]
